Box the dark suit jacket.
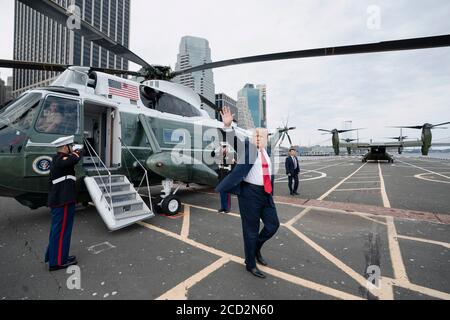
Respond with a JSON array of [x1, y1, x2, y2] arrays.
[[215, 129, 275, 196], [285, 156, 300, 176]]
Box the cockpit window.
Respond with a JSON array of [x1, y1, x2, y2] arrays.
[[0, 92, 42, 128], [35, 96, 80, 135], [140, 86, 203, 118]]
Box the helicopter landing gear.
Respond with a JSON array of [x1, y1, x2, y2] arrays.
[[156, 179, 182, 216]]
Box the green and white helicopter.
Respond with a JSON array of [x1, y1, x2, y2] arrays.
[[0, 0, 449, 230]]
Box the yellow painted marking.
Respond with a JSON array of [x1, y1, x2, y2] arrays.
[[396, 235, 450, 249], [285, 225, 393, 299], [157, 257, 229, 300], [180, 205, 190, 239], [378, 163, 391, 208], [383, 277, 450, 300], [138, 221, 363, 300], [318, 163, 367, 200], [354, 214, 387, 226], [186, 203, 241, 218], [274, 200, 394, 220], [386, 217, 409, 282], [285, 207, 313, 227], [143, 199, 447, 300]]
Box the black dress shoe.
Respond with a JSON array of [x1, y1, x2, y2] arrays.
[[68, 256, 77, 263], [49, 259, 78, 272], [293, 192, 300, 196], [246, 267, 266, 279], [256, 252, 268, 266]]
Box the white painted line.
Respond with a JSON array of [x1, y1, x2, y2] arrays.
[[396, 235, 450, 249], [318, 163, 367, 201], [378, 163, 391, 209], [342, 181, 381, 184], [334, 188, 381, 192], [397, 159, 450, 180], [87, 242, 116, 255], [414, 173, 450, 184]]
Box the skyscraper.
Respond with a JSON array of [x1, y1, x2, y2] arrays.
[[236, 97, 255, 130], [215, 93, 237, 123], [257, 84, 267, 128], [174, 36, 215, 119], [13, 0, 130, 96], [238, 83, 267, 128]]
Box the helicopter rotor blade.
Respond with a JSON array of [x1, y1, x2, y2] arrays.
[[280, 134, 286, 146], [390, 126, 424, 130], [432, 122, 450, 128], [0, 59, 141, 76], [337, 128, 364, 134], [17, 0, 157, 75], [318, 129, 332, 133], [287, 133, 293, 146], [172, 34, 450, 76]]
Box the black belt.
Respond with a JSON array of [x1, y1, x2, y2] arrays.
[[242, 181, 265, 189]]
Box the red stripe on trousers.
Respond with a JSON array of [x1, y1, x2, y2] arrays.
[[58, 204, 68, 266]]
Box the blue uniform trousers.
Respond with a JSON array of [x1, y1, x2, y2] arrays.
[[288, 174, 299, 194], [237, 183, 280, 269], [220, 192, 231, 211], [45, 203, 75, 267]]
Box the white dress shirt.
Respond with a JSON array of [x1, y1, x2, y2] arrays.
[[244, 148, 272, 186], [291, 156, 298, 169]]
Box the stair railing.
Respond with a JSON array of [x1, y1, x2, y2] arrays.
[[83, 138, 113, 211], [119, 137, 153, 213]]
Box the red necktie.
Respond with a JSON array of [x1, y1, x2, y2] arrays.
[[260, 151, 272, 194]]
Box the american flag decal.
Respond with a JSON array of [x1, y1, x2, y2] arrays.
[[108, 79, 139, 101]]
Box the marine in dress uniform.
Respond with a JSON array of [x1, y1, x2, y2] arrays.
[[212, 142, 236, 214], [45, 136, 83, 271]]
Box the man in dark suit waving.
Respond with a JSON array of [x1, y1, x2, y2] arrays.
[[216, 107, 280, 279], [285, 148, 300, 196]]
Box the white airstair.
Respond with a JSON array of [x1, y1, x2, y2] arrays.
[[83, 138, 154, 231]]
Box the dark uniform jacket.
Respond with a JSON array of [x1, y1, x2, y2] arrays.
[[47, 152, 81, 208], [285, 156, 300, 176]]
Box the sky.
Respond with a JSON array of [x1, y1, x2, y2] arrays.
[[1, 0, 450, 146]]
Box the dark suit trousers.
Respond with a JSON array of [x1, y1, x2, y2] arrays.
[[288, 174, 299, 193], [237, 183, 280, 269]]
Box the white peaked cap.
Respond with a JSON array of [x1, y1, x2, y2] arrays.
[[52, 136, 75, 148]]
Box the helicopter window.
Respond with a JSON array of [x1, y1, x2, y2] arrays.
[[163, 129, 186, 145], [0, 93, 42, 128], [140, 86, 202, 118], [35, 96, 80, 135]]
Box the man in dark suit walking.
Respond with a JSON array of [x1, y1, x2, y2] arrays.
[[285, 148, 300, 196], [216, 107, 280, 279]]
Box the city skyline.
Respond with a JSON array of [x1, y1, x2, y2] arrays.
[[12, 0, 130, 95], [0, 1, 449, 145], [174, 35, 216, 119]]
